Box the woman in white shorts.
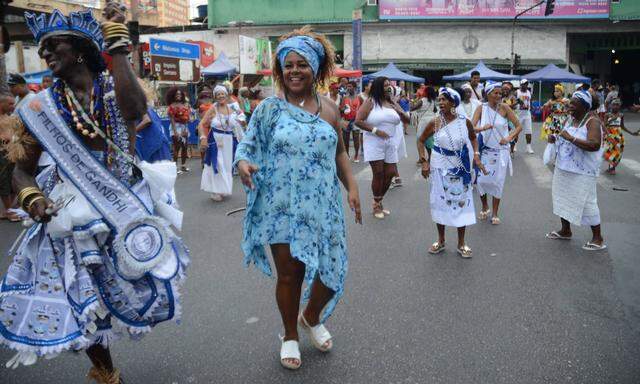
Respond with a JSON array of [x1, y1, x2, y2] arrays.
[[355, 76, 410, 219]]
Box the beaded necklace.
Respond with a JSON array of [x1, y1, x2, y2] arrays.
[[52, 75, 130, 167]]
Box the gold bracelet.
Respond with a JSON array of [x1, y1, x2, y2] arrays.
[[103, 27, 129, 35], [21, 192, 43, 210], [25, 195, 46, 213], [17, 187, 42, 206]]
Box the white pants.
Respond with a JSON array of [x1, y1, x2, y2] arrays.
[[518, 111, 532, 135], [363, 132, 399, 163], [200, 132, 233, 195]]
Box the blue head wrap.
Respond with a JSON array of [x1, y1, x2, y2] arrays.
[[439, 87, 461, 107], [572, 90, 592, 109], [276, 35, 326, 78], [484, 80, 501, 96]]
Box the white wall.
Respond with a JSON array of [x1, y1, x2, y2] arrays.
[[348, 23, 567, 63]]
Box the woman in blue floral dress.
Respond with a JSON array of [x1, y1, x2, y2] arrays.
[[234, 27, 361, 370]]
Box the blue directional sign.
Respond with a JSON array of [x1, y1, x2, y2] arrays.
[[149, 38, 201, 60]]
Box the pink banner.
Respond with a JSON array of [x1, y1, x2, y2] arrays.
[[379, 0, 609, 19]]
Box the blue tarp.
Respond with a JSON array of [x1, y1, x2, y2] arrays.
[[443, 61, 520, 81], [201, 52, 237, 77], [364, 62, 423, 83], [21, 69, 52, 84], [522, 64, 590, 83]]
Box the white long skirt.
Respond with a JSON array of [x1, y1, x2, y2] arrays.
[[552, 168, 600, 226], [200, 132, 233, 195], [430, 168, 476, 228], [476, 148, 512, 199]]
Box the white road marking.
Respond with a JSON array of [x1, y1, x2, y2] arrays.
[[620, 158, 640, 178], [521, 155, 552, 189]]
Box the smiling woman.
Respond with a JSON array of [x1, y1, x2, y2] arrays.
[[0, 5, 189, 383], [234, 26, 361, 371]]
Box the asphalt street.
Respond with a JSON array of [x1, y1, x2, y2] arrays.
[[1, 118, 640, 384]]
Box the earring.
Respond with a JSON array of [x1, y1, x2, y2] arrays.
[[77, 57, 84, 63]]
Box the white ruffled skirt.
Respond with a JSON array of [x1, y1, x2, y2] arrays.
[[0, 161, 189, 368]]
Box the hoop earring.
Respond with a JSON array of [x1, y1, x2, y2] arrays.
[[77, 57, 84, 64]]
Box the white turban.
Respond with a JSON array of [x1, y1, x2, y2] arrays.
[[572, 90, 592, 109], [214, 85, 228, 96], [484, 80, 501, 95]]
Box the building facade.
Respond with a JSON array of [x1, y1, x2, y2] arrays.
[[193, 0, 638, 99]]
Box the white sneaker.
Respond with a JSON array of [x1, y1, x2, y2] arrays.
[[210, 193, 223, 202], [526, 145, 534, 154]]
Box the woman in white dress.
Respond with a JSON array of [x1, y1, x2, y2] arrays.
[[457, 84, 481, 120], [199, 85, 246, 201], [471, 81, 521, 225], [355, 76, 410, 219], [545, 90, 606, 250], [417, 88, 486, 258]]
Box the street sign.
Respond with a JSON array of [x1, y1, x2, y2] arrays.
[[151, 56, 200, 82], [149, 38, 201, 82], [149, 38, 200, 60]]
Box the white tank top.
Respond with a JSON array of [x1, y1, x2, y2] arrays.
[[365, 103, 400, 137], [479, 104, 509, 150], [431, 115, 469, 170], [556, 116, 604, 177]]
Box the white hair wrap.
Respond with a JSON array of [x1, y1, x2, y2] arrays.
[[214, 85, 228, 96], [572, 90, 592, 109]]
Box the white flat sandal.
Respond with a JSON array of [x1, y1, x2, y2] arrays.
[[280, 339, 301, 370], [298, 314, 333, 352]]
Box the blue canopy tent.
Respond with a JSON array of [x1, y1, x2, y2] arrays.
[[201, 52, 238, 77], [364, 62, 423, 83], [21, 69, 52, 84], [522, 64, 590, 83], [523, 64, 591, 104], [443, 61, 520, 81]]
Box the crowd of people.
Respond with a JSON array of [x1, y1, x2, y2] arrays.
[[0, 6, 639, 382]]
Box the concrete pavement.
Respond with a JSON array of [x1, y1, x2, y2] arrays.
[[1, 119, 640, 383]]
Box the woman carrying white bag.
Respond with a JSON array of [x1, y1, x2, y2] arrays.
[[471, 81, 521, 225]]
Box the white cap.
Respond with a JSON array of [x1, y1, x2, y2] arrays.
[[520, 78, 529, 84]]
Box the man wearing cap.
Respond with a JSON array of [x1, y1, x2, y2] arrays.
[[516, 79, 534, 154], [7, 73, 36, 112]]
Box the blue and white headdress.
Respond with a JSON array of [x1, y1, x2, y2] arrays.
[[572, 90, 592, 109], [25, 9, 104, 51], [276, 35, 326, 77], [484, 80, 501, 95], [439, 87, 461, 107]]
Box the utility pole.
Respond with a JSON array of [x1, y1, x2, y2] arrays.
[[510, 0, 546, 74]]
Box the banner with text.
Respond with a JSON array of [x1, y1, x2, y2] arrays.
[[378, 0, 609, 19]]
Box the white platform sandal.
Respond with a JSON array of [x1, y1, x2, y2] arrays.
[[298, 314, 333, 352], [280, 339, 301, 370]]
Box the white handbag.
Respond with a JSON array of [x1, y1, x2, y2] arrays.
[[543, 142, 557, 166]]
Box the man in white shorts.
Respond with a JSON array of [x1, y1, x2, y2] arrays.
[[516, 79, 534, 154]]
